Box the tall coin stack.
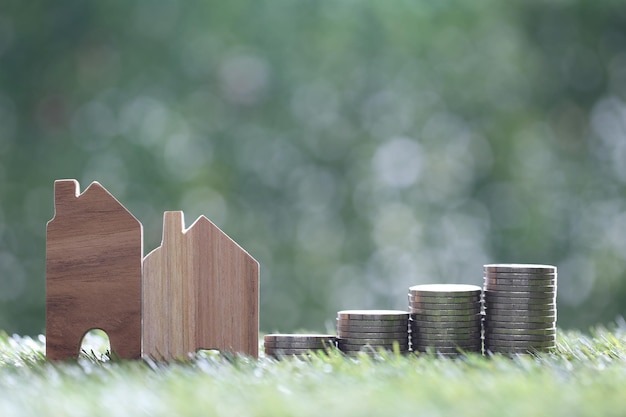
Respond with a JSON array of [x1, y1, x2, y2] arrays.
[[409, 284, 483, 355], [483, 264, 557, 354], [264, 334, 336, 358], [336, 310, 410, 355]]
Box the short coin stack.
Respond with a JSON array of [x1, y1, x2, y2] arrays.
[[263, 334, 336, 358], [409, 284, 483, 355], [483, 264, 557, 354], [336, 310, 409, 355]]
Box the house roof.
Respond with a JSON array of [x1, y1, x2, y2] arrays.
[[51, 179, 141, 225], [153, 211, 256, 262]]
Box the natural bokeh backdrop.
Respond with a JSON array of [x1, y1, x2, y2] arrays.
[[1, 0, 626, 336]]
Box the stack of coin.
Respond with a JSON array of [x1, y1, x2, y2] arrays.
[[483, 264, 557, 354], [263, 334, 336, 358], [336, 310, 409, 355], [409, 284, 483, 355]]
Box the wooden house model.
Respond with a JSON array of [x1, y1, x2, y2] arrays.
[[143, 211, 259, 360], [46, 179, 143, 360]]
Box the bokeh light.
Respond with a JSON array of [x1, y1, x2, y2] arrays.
[[1, 0, 626, 335]]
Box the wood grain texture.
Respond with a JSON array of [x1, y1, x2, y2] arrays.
[[143, 211, 259, 360], [46, 180, 143, 360]]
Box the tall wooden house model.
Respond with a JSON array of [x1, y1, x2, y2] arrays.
[[46, 180, 143, 360]]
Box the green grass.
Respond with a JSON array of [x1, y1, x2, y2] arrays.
[[1, 326, 625, 417]]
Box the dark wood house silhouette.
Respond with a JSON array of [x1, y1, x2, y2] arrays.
[[46, 180, 143, 360]]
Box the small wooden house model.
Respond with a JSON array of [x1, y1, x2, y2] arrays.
[[143, 211, 259, 360]]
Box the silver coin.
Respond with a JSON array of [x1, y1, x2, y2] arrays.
[[342, 351, 410, 357], [264, 340, 335, 349], [409, 294, 481, 303], [410, 333, 481, 342], [484, 295, 557, 305], [338, 343, 410, 351], [412, 345, 481, 354], [412, 342, 481, 351], [340, 351, 402, 357], [412, 338, 481, 348], [337, 338, 409, 347], [411, 327, 481, 336], [484, 277, 555, 286], [337, 325, 409, 334], [485, 329, 556, 338], [263, 336, 335, 346], [483, 277, 557, 291], [485, 345, 556, 354], [337, 337, 409, 345], [410, 319, 482, 329], [410, 328, 481, 336], [411, 327, 482, 337], [484, 264, 556, 274], [264, 342, 334, 350], [485, 336, 556, 346], [340, 346, 410, 357], [484, 272, 557, 280], [411, 343, 483, 353], [408, 300, 482, 310], [409, 294, 481, 304], [409, 303, 482, 312], [337, 325, 408, 334], [484, 283, 557, 293], [484, 313, 556, 322], [412, 330, 481, 340], [484, 290, 556, 300], [484, 307, 556, 317], [337, 331, 408, 339], [485, 312, 557, 322], [410, 312, 482, 322], [337, 318, 409, 327], [484, 346, 556, 354], [337, 327, 410, 339], [485, 339, 556, 349], [416, 352, 475, 358], [412, 343, 482, 352], [264, 334, 336, 343], [412, 336, 482, 346], [411, 326, 481, 334], [265, 352, 312, 359], [265, 346, 331, 353], [264, 348, 331, 357], [338, 346, 410, 353], [485, 272, 556, 281], [336, 325, 408, 334], [485, 286, 556, 300], [485, 333, 555, 343], [484, 327, 556, 336], [264, 352, 326, 359], [411, 323, 482, 332], [342, 351, 411, 357], [412, 332, 481, 341], [337, 310, 409, 321], [484, 318, 556, 327], [484, 301, 556, 311], [409, 306, 482, 316], [484, 306, 556, 315], [338, 336, 408, 344], [409, 284, 482, 297], [483, 320, 555, 330]]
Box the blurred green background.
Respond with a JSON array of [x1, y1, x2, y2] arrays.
[[1, 0, 626, 336]]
